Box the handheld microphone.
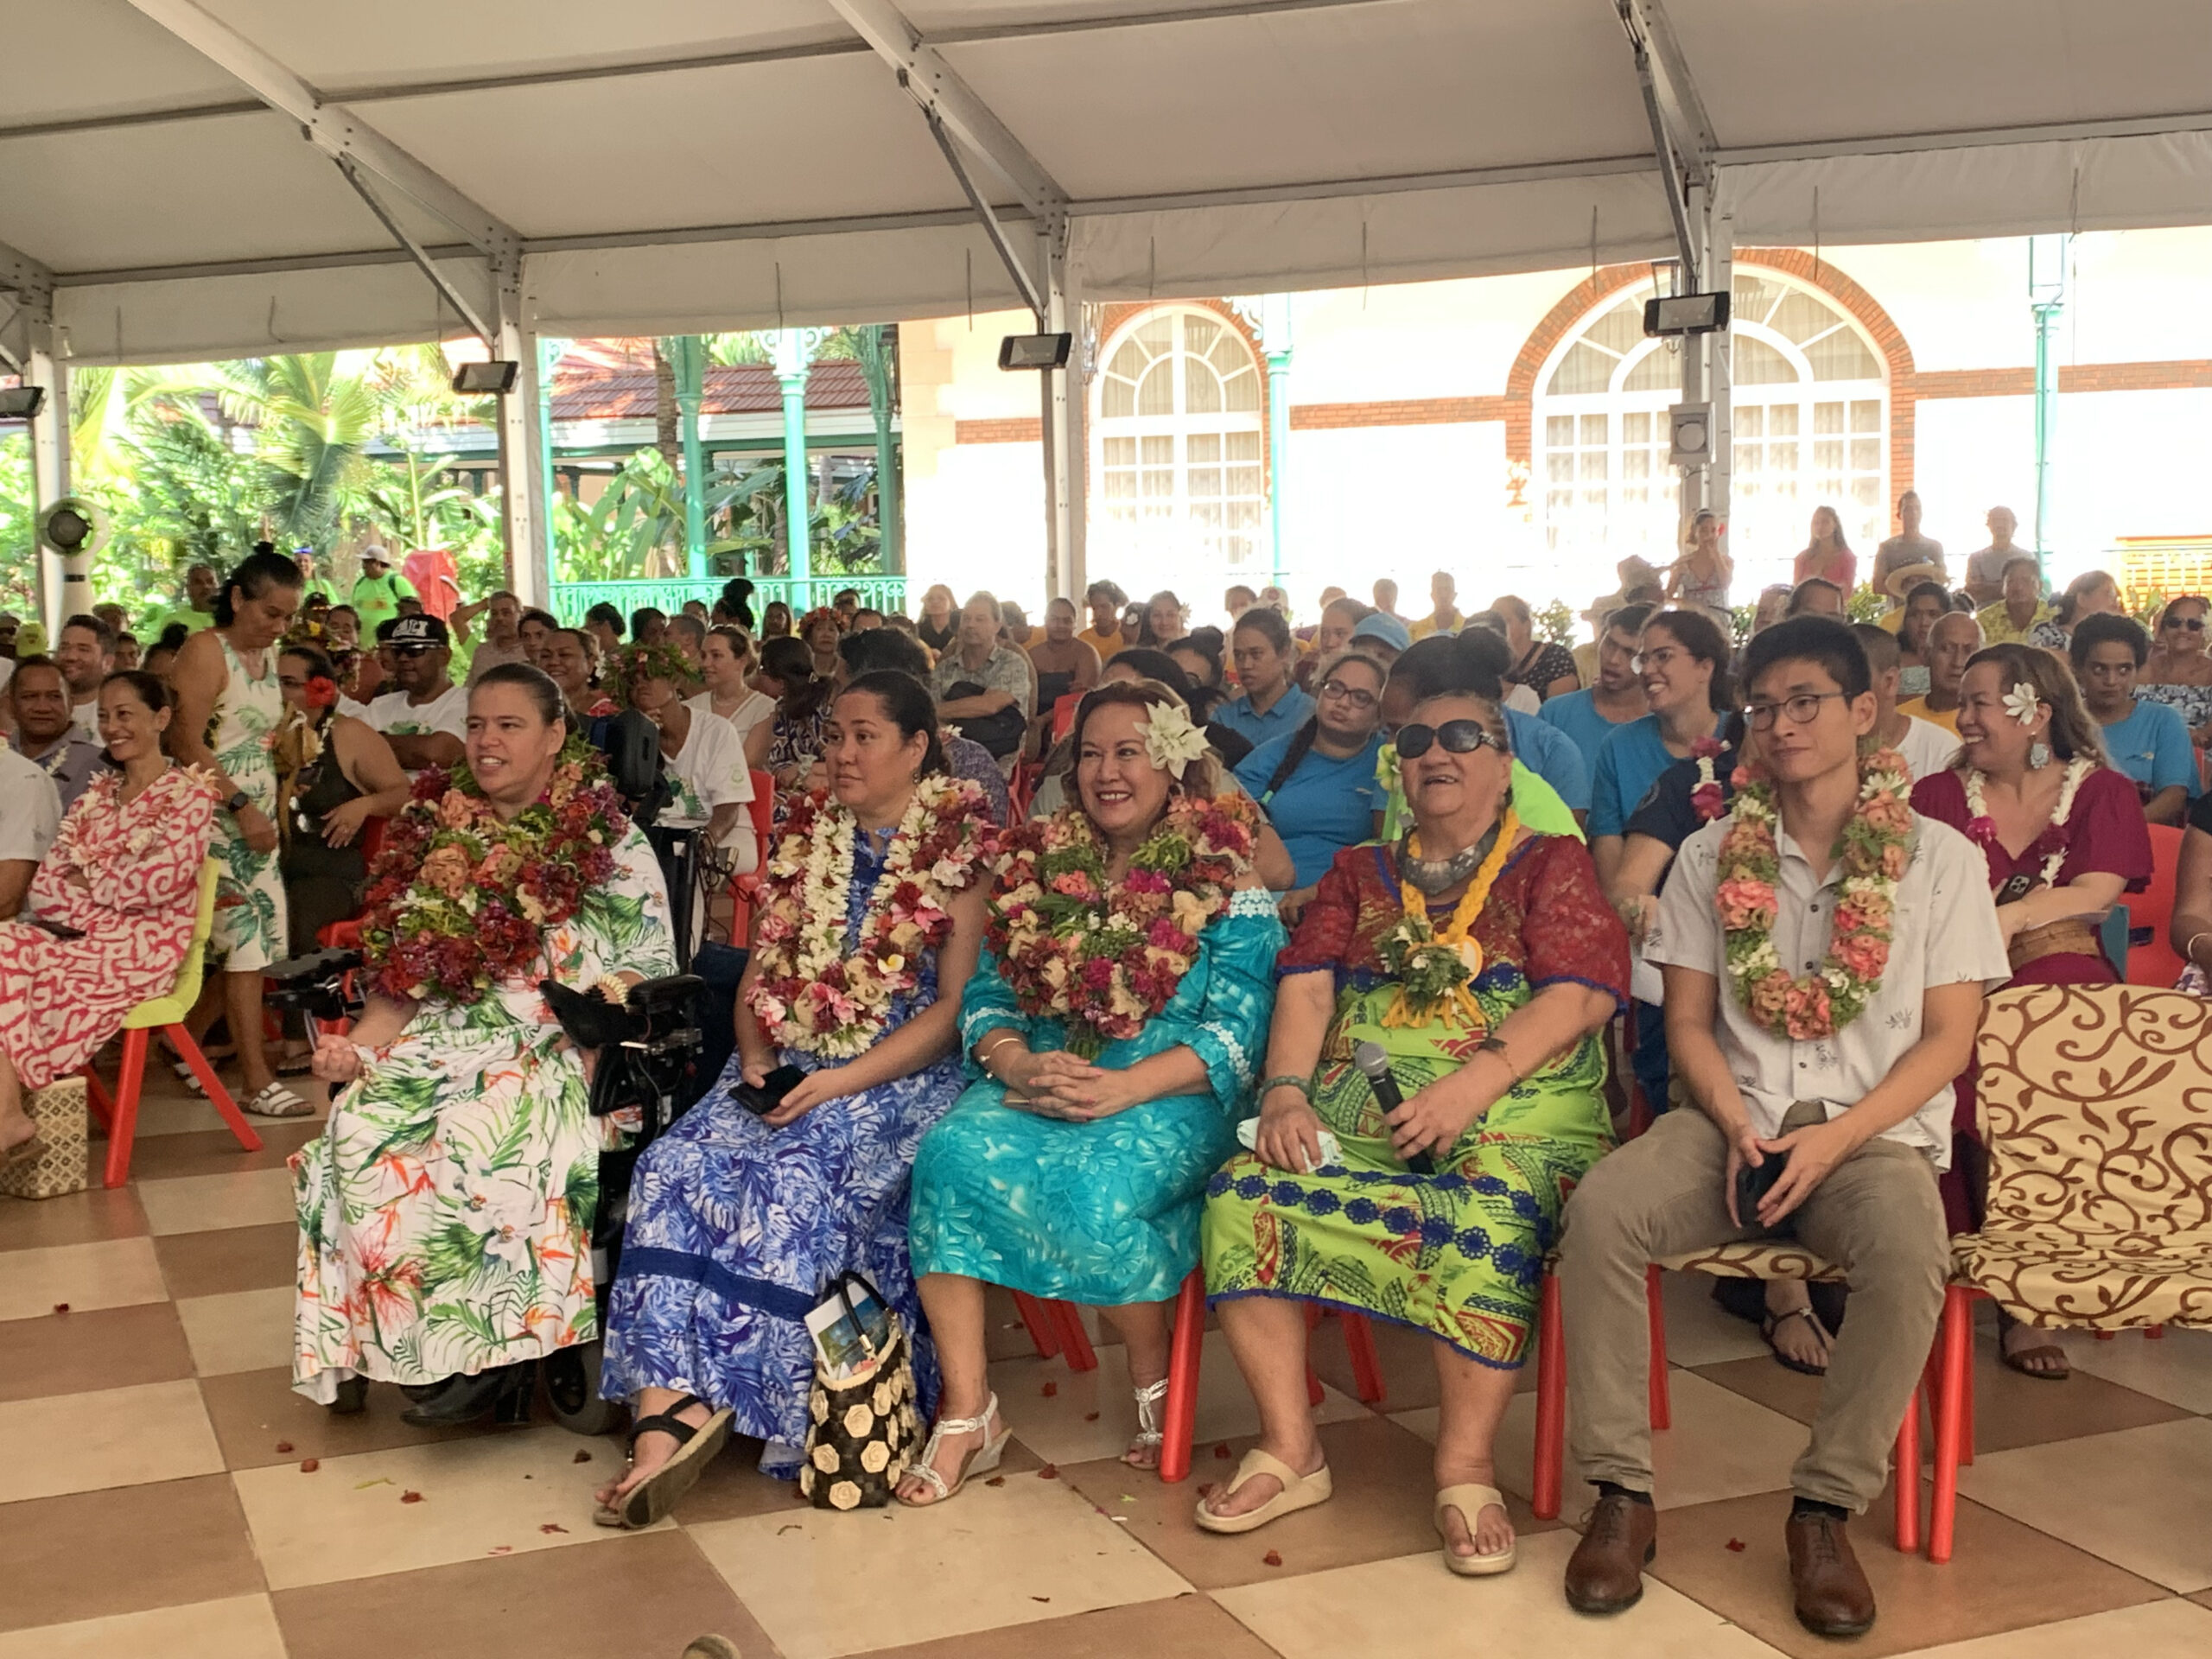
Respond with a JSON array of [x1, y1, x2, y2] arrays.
[[1354, 1039, 1433, 1175]]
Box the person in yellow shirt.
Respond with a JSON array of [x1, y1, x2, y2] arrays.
[[1077, 579, 1129, 662], [1974, 556, 2055, 646], [1406, 569, 1465, 640], [1896, 610, 1982, 734]]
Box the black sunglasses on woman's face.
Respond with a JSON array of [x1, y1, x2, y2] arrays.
[[1396, 719, 1502, 760], [2168, 615, 2206, 632]]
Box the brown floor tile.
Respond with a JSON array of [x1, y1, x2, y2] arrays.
[[274, 1528, 777, 1659], [856, 1591, 1275, 1658], [1646, 1484, 2168, 1659], [0, 1474, 264, 1633], [0, 1184, 148, 1252], [127, 1121, 322, 1181], [2193, 1588, 2212, 1610], [0, 1300, 194, 1402], [197, 1365, 563, 1471], [1060, 1410, 1555, 1592], [1695, 1335, 2193, 1454], [1300, 1309, 1541, 1414], [153, 1221, 297, 1298]]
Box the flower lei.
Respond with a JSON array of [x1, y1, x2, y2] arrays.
[[601, 640, 701, 709], [743, 774, 995, 1059], [359, 736, 627, 1003], [1376, 808, 1521, 1030], [1689, 735, 1727, 822], [1963, 754, 2094, 893], [1715, 747, 1914, 1042], [987, 793, 1259, 1058]]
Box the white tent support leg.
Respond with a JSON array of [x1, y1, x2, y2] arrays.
[[1040, 219, 1085, 604], [1678, 175, 1732, 533], [26, 324, 73, 634], [493, 253, 550, 610]]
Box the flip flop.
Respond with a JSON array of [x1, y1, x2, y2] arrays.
[[1434, 1482, 1517, 1576], [1762, 1305, 1831, 1377], [242, 1082, 315, 1118], [600, 1395, 734, 1529], [1997, 1313, 2071, 1381], [1192, 1448, 1333, 1535]]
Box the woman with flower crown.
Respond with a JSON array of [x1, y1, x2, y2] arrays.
[[293, 664, 677, 1425], [594, 669, 995, 1522], [1198, 668, 1627, 1574], [898, 681, 1286, 1504], [1910, 641, 2150, 1379]]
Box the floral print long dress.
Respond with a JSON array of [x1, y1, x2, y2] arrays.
[[207, 634, 288, 970], [289, 827, 676, 1403]]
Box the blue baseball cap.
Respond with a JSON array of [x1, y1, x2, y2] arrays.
[[1350, 612, 1412, 653]]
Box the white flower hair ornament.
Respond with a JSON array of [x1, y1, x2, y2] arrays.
[[2003, 681, 2044, 727], [1135, 701, 1211, 779]]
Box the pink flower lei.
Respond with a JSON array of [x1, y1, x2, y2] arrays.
[[1714, 747, 1913, 1042]]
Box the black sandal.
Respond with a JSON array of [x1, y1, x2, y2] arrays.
[[1997, 1310, 2071, 1381], [594, 1394, 734, 1530], [1762, 1305, 1831, 1376]]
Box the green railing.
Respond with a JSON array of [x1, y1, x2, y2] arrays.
[[548, 575, 907, 623]]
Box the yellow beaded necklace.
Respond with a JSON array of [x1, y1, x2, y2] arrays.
[[1382, 807, 1520, 1028]]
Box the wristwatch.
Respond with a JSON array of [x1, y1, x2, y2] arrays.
[[224, 790, 251, 816]]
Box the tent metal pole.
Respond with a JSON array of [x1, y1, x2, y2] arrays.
[[493, 252, 550, 611], [333, 156, 498, 349], [2029, 235, 2069, 574]]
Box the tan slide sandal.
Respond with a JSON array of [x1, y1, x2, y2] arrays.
[[1193, 1447, 1333, 1535], [1434, 1483, 1516, 1576]]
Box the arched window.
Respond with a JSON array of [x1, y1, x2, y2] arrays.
[[1093, 307, 1265, 588], [1535, 269, 1889, 593]]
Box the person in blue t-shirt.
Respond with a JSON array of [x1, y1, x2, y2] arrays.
[[1457, 625, 1593, 817], [1539, 602, 1654, 771], [1587, 609, 1735, 886], [1236, 651, 1387, 903], [2073, 613, 2197, 826], [1216, 607, 1316, 747]]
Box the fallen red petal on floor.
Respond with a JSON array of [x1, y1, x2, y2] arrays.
[[275, 1441, 294, 1454], [52, 1303, 68, 1314], [1084, 1411, 1100, 1421], [1726, 1538, 1746, 1552], [488, 1546, 512, 1555], [1263, 1550, 1283, 1567], [299, 1459, 321, 1473], [400, 1491, 424, 1503], [1038, 1465, 1059, 1479], [1213, 1444, 1230, 1459], [985, 1475, 1006, 1487], [572, 1450, 592, 1463], [540, 1523, 568, 1534], [1042, 1382, 1058, 1396]]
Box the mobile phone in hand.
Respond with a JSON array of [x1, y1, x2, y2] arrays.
[[1735, 1149, 1789, 1232], [735, 1064, 805, 1116]]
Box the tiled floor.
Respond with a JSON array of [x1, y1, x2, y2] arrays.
[[6, 1065, 2212, 1658]]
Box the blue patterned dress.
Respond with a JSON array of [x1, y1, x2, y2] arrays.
[[600, 835, 965, 1476], [907, 890, 1284, 1305]]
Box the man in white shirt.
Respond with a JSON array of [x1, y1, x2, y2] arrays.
[[364, 614, 467, 772], [54, 613, 114, 742], [0, 744, 63, 919], [1850, 624, 1958, 780], [1560, 615, 2008, 1638]]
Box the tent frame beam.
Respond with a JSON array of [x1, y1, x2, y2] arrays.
[[1618, 0, 1711, 285], [332, 156, 497, 348]]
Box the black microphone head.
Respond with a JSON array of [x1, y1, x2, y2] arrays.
[[1352, 1040, 1390, 1082]]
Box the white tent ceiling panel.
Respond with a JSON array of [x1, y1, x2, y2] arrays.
[[0, 0, 247, 127]]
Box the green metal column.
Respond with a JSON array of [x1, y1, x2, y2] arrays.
[[859, 324, 901, 575], [1262, 296, 1294, 590], [667, 335, 709, 578], [2028, 234, 2069, 575], [774, 329, 814, 612]]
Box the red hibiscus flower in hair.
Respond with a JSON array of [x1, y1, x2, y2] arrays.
[[305, 676, 340, 710]]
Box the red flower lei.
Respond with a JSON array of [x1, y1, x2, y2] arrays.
[[986, 793, 1258, 1058], [359, 736, 628, 1003]]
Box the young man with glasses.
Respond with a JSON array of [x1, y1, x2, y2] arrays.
[[362, 614, 467, 773], [1558, 616, 2007, 1639]]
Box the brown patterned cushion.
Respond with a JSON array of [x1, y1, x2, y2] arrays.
[[1957, 984, 2212, 1331], [1656, 1241, 1848, 1283]]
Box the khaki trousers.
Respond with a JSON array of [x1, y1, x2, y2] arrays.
[[1557, 1105, 1948, 1513]]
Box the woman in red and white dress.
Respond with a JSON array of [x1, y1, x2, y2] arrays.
[[0, 671, 218, 1160]]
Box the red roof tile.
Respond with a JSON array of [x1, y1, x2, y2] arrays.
[[548, 360, 870, 420]]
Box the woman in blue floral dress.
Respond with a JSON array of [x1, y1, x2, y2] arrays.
[[899, 683, 1284, 1504], [596, 671, 994, 1520]]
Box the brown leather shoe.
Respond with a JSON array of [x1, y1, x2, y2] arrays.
[[1786, 1510, 1877, 1637], [1564, 1493, 1657, 1615]]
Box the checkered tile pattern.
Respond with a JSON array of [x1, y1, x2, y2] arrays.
[[6, 1065, 2212, 1659]]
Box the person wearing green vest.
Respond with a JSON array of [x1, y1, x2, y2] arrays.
[[153, 562, 221, 639], [349, 546, 417, 639]]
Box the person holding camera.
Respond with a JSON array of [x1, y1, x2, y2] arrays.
[[594, 670, 995, 1522], [292, 664, 677, 1425]]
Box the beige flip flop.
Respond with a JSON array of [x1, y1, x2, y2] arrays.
[[1434, 1483, 1516, 1576], [1192, 1448, 1333, 1535]]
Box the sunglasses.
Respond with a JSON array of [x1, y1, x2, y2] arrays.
[[1397, 719, 1502, 760], [2167, 615, 2206, 632]]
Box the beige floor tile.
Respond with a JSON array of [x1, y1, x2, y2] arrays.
[[231, 1424, 645, 1591], [134, 1167, 298, 1236], [989, 1326, 1370, 1467], [2056, 1325, 2212, 1414], [689, 1466, 1192, 1659], [0, 1594, 285, 1659], [1655, 1268, 1777, 1367], [857, 1591, 1282, 1658], [1399, 1368, 1810, 1512], [1213, 1529, 1789, 1657], [127, 1121, 322, 1181], [1957, 1418, 2212, 1592], [174, 1287, 296, 1377], [124, 1094, 263, 1139], [0, 1236, 167, 1322], [0, 1379, 224, 1503], [1886, 1598, 2212, 1659]]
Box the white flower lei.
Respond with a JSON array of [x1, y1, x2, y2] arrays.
[[1963, 754, 2094, 892]]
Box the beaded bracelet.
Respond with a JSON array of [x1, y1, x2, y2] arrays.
[[1258, 1074, 1311, 1101]]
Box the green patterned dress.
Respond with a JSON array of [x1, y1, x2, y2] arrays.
[[1202, 836, 1628, 1367], [207, 633, 288, 971], [289, 827, 676, 1402]]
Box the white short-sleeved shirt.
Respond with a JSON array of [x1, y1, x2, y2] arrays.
[[664, 708, 753, 822], [685, 689, 776, 747], [1893, 715, 1961, 784], [1647, 807, 2010, 1164], [365, 683, 469, 747], [0, 747, 64, 866], [70, 699, 100, 743]]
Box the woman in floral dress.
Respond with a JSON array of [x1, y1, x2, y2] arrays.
[[594, 671, 994, 1523], [899, 683, 1285, 1503], [293, 664, 676, 1421], [170, 549, 306, 1116]]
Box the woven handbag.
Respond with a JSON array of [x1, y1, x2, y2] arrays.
[[0, 1077, 92, 1201], [797, 1273, 921, 1511]]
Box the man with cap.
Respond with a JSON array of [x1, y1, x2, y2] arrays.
[[349, 545, 417, 639], [364, 614, 467, 772]]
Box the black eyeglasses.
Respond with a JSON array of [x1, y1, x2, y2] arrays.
[[1397, 719, 1503, 760], [2169, 615, 2206, 632], [1745, 691, 1849, 729], [1319, 679, 1378, 709]]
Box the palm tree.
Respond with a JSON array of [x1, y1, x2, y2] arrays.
[[214, 353, 378, 548]]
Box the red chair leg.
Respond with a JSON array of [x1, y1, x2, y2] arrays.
[[79, 1065, 114, 1129], [1961, 1327, 1975, 1466], [1157, 1270, 1207, 1484], [1343, 1312, 1387, 1406], [1928, 1285, 1972, 1563], [101, 1029, 151, 1188], [1053, 1301, 1097, 1373], [169, 1027, 262, 1154], [2146, 1324, 2166, 1340], [1531, 1273, 1567, 1521], [1298, 1304, 1325, 1407], [1645, 1265, 1672, 1432], [1894, 1378, 1922, 1554], [2094, 1330, 2117, 1341], [1012, 1292, 1061, 1362]]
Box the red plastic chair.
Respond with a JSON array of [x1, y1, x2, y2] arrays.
[[727, 770, 777, 945], [2124, 823, 2186, 987], [1051, 693, 1080, 741]]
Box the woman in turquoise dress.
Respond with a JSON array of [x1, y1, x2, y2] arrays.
[[900, 681, 1284, 1504], [169, 548, 308, 1117]]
